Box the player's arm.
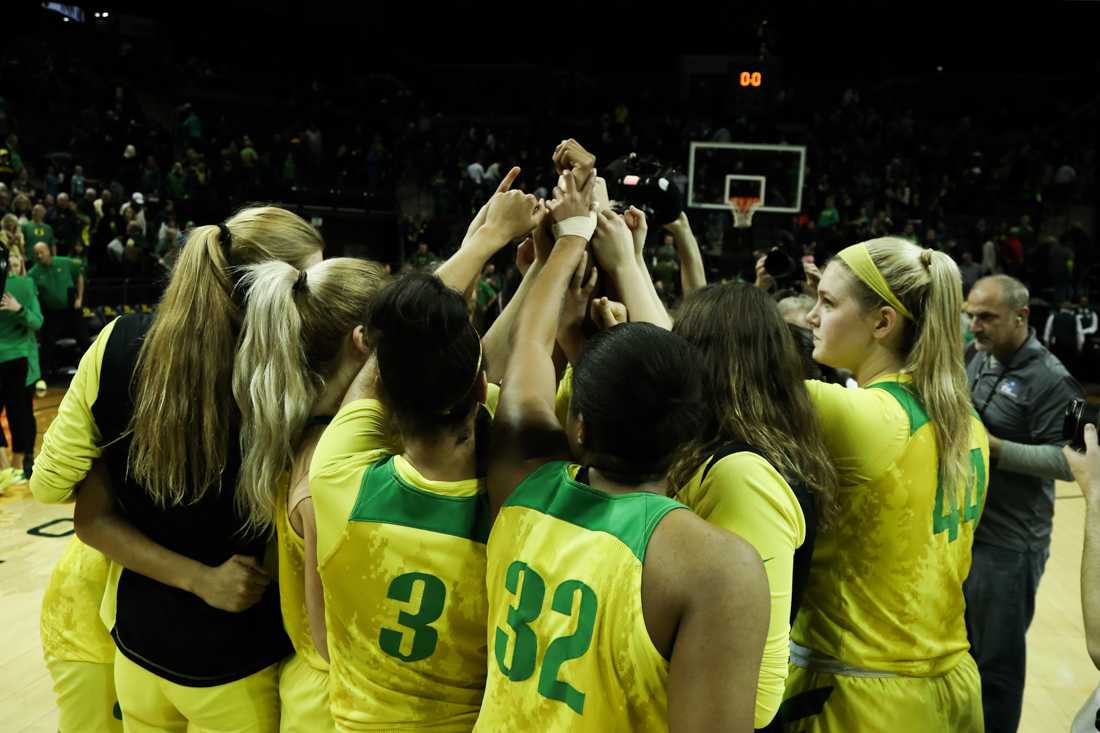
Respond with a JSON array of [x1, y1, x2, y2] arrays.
[[74, 458, 270, 613], [645, 509, 769, 732], [488, 170, 594, 515], [1064, 424, 1100, 669]]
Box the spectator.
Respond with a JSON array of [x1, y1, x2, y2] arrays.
[[963, 274, 1084, 732], [817, 195, 839, 229], [70, 165, 86, 199], [0, 245, 43, 483], [46, 194, 80, 254], [119, 192, 147, 235], [45, 164, 62, 199], [166, 161, 188, 201], [1, 214, 25, 254], [77, 187, 97, 223], [0, 187, 9, 219], [959, 251, 983, 294], [0, 148, 14, 188], [28, 241, 87, 381], [409, 241, 435, 270], [22, 205, 55, 249], [12, 193, 32, 223], [119, 145, 140, 192], [982, 235, 999, 275]]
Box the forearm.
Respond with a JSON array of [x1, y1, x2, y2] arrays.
[[1084, 496, 1100, 668], [634, 254, 669, 324], [76, 275, 85, 303], [434, 226, 508, 296], [996, 440, 1074, 482], [75, 492, 205, 595], [518, 236, 587, 353], [610, 264, 672, 329], [484, 261, 543, 383], [671, 226, 707, 294]]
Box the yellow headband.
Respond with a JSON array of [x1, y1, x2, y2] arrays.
[[837, 243, 914, 321]]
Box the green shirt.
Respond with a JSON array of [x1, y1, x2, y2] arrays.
[[29, 256, 80, 310], [22, 221, 55, 247], [0, 275, 43, 384]]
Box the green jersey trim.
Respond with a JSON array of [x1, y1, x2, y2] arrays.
[[502, 461, 686, 562], [349, 457, 490, 543]]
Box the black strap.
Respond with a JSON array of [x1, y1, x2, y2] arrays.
[[303, 414, 334, 432], [755, 686, 835, 731], [702, 441, 817, 625]]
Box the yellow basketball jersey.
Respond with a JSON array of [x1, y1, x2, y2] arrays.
[[793, 378, 989, 676], [320, 455, 490, 732], [275, 474, 328, 673], [474, 462, 685, 733], [41, 537, 116, 664]]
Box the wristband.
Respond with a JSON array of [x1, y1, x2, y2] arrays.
[[552, 212, 598, 241]]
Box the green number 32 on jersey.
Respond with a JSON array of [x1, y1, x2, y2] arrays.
[[494, 561, 598, 715], [933, 448, 986, 542]]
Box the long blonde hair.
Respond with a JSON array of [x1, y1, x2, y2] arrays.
[[127, 206, 322, 532], [840, 236, 972, 495], [232, 258, 387, 534]]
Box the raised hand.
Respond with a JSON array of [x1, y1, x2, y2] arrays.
[[552, 139, 596, 188], [484, 190, 540, 243], [754, 255, 775, 291], [547, 170, 596, 224], [1065, 423, 1100, 502], [592, 297, 628, 329], [623, 206, 648, 261], [463, 166, 522, 246], [591, 208, 637, 274]]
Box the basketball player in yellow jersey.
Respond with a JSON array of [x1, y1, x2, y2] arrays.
[[477, 171, 770, 732], [309, 271, 505, 732], [780, 238, 988, 732], [231, 257, 388, 733]]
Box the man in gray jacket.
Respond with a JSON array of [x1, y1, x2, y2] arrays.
[[964, 274, 1084, 732]]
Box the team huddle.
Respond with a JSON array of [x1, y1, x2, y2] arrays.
[[32, 139, 990, 732]]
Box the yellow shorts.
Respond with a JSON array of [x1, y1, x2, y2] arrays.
[[278, 653, 334, 733], [780, 654, 983, 733], [113, 649, 280, 733], [46, 657, 123, 733]]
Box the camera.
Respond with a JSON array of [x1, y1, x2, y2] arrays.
[[603, 153, 683, 225], [764, 246, 805, 289], [1063, 398, 1100, 450]]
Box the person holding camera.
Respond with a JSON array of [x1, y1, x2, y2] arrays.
[[963, 274, 1084, 732], [1063, 422, 1100, 732]]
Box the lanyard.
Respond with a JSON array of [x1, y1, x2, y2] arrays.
[[970, 355, 1010, 420]]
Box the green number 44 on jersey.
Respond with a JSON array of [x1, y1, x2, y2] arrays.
[[933, 448, 986, 542], [494, 561, 598, 716]]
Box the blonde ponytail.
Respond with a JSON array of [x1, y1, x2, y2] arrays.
[[233, 257, 388, 534], [233, 262, 314, 536], [846, 238, 972, 497], [907, 248, 972, 498]]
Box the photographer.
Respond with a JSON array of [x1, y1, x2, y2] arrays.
[[963, 274, 1084, 732]]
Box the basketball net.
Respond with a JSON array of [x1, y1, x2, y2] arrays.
[[730, 196, 761, 229]]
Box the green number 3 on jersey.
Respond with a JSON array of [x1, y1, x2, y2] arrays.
[[378, 572, 447, 662]]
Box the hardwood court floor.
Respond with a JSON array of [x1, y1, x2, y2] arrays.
[[0, 388, 1096, 732]]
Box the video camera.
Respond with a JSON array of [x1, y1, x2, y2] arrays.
[[603, 153, 683, 226]]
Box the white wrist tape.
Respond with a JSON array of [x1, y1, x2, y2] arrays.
[[552, 212, 598, 241]]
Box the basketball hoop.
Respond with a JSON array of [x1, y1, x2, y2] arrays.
[[730, 196, 761, 229]]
